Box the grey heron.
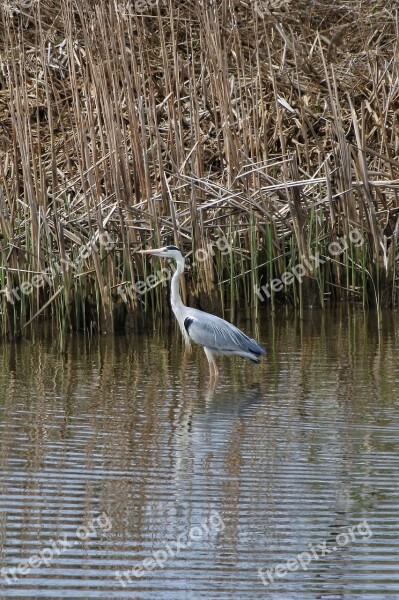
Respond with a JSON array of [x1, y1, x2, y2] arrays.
[[139, 246, 266, 378]]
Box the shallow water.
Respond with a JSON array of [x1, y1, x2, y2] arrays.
[[0, 307, 399, 599]]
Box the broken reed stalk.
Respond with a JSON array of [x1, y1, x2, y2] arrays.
[[0, 0, 398, 339]]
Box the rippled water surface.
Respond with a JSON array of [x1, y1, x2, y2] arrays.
[[1, 307, 399, 599]]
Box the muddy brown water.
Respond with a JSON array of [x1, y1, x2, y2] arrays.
[[0, 307, 398, 599]]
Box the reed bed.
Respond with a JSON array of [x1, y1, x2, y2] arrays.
[[0, 0, 399, 338]]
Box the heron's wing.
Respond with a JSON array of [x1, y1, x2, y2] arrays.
[[183, 310, 266, 355]]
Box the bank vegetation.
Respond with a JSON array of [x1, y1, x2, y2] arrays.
[[0, 0, 398, 338]]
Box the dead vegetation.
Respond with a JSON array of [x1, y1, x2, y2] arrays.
[[1, 0, 399, 338]]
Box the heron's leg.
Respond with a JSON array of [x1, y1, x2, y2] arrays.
[[212, 360, 219, 378], [204, 347, 219, 379], [184, 338, 192, 355], [204, 347, 213, 376]]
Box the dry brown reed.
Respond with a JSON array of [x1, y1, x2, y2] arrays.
[[1, 0, 399, 338]]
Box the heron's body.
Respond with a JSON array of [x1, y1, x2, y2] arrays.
[[139, 245, 266, 377], [183, 311, 265, 362]]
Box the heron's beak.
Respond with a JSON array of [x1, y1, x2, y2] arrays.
[[138, 247, 165, 256]]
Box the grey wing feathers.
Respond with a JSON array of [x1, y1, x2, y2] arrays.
[[184, 310, 266, 356]]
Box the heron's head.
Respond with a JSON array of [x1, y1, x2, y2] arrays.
[[139, 245, 184, 261]]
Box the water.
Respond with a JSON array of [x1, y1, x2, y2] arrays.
[[0, 307, 399, 599]]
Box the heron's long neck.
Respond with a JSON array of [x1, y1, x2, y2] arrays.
[[170, 257, 185, 315]]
